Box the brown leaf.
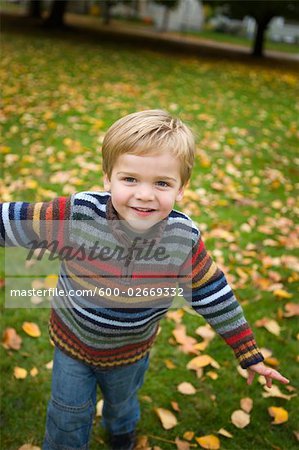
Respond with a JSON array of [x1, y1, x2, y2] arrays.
[[196, 434, 220, 449], [22, 322, 41, 338], [283, 303, 299, 317], [175, 437, 190, 450], [240, 397, 253, 413], [177, 382, 196, 395], [231, 410, 250, 428], [268, 406, 288, 424], [2, 327, 22, 350], [171, 401, 181, 413], [195, 325, 215, 341], [30, 367, 39, 377], [274, 289, 293, 299], [155, 408, 177, 430]]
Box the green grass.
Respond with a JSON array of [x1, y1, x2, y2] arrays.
[[1, 21, 299, 450]]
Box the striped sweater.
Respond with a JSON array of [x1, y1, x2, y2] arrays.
[[0, 191, 264, 369]]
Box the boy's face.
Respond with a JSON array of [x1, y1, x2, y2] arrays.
[[104, 151, 184, 233]]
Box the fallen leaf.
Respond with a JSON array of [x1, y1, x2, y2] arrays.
[[183, 431, 194, 441], [268, 406, 288, 424], [207, 371, 218, 380], [240, 397, 253, 413], [187, 355, 219, 370], [96, 399, 103, 417], [155, 408, 177, 430], [195, 325, 216, 341], [273, 289, 293, 299], [237, 365, 248, 379], [231, 410, 250, 428], [171, 401, 181, 413], [166, 309, 184, 323], [283, 303, 299, 318], [196, 434, 220, 449], [177, 382, 196, 395], [175, 437, 190, 450], [217, 428, 233, 438], [22, 322, 41, 338], [255, 318, 281, 336], [293, 431, 299, 442], [14, 367, 28, 379], [30, 367, 39, 377], [263, 385, 296, 400], [45, 360, 53, 370], [2, 327, 22, 350], [165, 359, 176, 369], [44, 274, 59, 288]]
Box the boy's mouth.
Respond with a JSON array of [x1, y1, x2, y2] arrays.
[[131, 207, 156, 213]]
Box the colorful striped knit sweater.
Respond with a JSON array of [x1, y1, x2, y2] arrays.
[[1, 191, 264, 369]]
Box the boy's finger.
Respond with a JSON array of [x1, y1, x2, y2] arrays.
[[247, 370, 255, 385]]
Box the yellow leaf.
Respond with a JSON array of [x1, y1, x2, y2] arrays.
[[196, 434, 220, 449], [164, 359, 176, 369], [187, 355, 215, 370], [22, 322, 41, 338], [217, 428, 233, 438], [14, 367, 27, 379], [44, 274, 58, 289], [155, 408, 177, 430], [274, 289, 293, 299], [177, 382, 196, 395], [268, 406, 288, 424], [207, 371, 218, 380], [183, 431, 195, 441], [30, 367, 39, 377], [231, 410, 250, 428]]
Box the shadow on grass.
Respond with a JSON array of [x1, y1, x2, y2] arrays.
[[1, 12, 299, 73]]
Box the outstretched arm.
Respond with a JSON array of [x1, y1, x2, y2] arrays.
[[247, 362, 289, 388]]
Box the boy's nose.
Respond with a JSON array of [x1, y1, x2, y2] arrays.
[[134, 184, 155, 201]]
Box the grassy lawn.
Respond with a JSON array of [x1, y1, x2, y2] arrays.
[[1, 21, 299, 450]]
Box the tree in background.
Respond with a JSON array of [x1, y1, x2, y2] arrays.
[[153, 0, 179, 31], [201, 0, 299, 56]]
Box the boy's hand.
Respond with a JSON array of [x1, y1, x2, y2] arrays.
[[246, 362, 289, 388]]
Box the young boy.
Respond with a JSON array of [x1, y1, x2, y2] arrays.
[[1, 110, 289, 450]]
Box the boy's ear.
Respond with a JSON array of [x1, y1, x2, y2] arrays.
[[176, 186, 185, 202], [103, 174, 111, 191]]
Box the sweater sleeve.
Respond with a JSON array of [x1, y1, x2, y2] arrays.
[[182, 233, 264, 369], [0, 197, 72, 249]]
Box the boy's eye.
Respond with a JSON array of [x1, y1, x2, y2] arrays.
[[156, 181, 169, 187], [123, 177, 136, 183]]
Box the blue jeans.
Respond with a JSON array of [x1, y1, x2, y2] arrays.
[[43, 347, 150, 450]]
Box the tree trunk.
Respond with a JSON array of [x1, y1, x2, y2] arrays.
[[28, 0, 42, 19], [44, 0, 68, 28], [252, 18, 270, 57], [102, 1, 113, 25], [160, 6, 170, 31]]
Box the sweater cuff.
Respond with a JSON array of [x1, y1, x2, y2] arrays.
[[235, 345, 264, 369]]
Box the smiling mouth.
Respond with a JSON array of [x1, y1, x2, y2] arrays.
[[131, 207, 156, 212]]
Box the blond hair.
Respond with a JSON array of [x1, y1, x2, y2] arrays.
[[102, 110, 195, 186]]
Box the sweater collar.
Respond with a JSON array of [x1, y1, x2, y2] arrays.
[[106, 195, 167, 247]]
